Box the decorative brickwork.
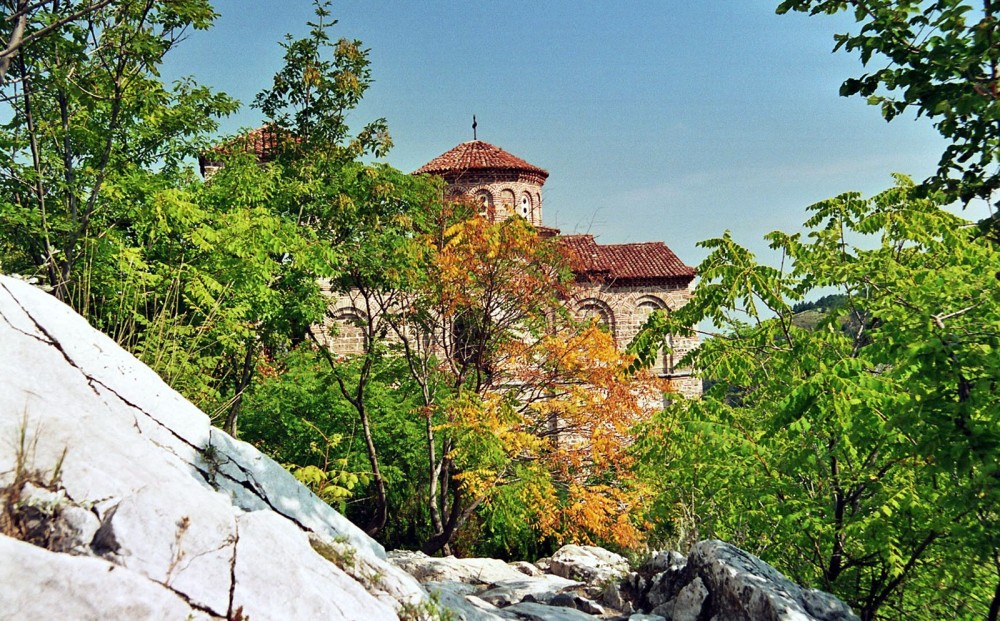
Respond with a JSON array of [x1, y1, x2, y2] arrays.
[[415, 141, 547, 226]]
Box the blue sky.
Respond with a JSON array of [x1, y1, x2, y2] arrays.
[[162, 1, 987, 269]]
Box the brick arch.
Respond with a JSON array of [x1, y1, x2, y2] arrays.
[[575, 298, 616, 342], [328, 306, 368, 355], [636, 295, 670, 314], [473, 188, 495, 220], [499, 188, 516, 216], [634, 296, 672, 375]]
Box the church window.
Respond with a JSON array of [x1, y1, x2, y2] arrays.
[[577, 299, 616, 343], [519, 194, 532, 218], [636, 298, 672, 375]]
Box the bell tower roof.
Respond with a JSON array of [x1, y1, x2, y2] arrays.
[[414, 140, 549, 183]]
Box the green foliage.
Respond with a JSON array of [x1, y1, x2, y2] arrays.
[[239, 347, 435, 548], [776, 0, 1000, 206], [635, 176, 1000, 620]]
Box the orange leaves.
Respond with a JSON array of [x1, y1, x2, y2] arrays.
[[442, 319, 664, 549], [430, 215, 570, 317]]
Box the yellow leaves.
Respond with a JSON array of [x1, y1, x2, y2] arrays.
[[537, 483, 647, 550]]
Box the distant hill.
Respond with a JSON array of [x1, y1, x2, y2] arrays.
[[791, 294, 849, 331]]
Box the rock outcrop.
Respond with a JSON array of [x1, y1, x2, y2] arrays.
[[0, 276, 425, 620], [393, 541, 860, 621]]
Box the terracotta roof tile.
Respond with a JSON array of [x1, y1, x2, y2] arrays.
[[199, 125, 297, 171], [414, 140, 549, 179], [558, 234, 695, 284]]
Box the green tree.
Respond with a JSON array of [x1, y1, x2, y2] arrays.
[[0, 0, 236, 306], [776, 0, 1000, 207], [634, 176, 1000, 620]]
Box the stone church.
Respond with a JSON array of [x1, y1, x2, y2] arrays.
[[328, 138, 701, 398]]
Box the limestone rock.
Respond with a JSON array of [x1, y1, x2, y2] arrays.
[[549, 544, 630, 585], [0, 535, 213, 621], [478, 575, 583, 607], [689, 540, 860, 621], [511, 560, 545, 577], [640, 550, 686, 575], [504, 601, 600, 621], [650, 576, 707, 621], [390, 549, 531, 585], [0, 276, 426, 619]]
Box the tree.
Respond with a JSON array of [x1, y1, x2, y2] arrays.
[[0, 0, 236, 306], [634, 176, 1000, 620], [385, 212, 664, 555], [776, 0, 1000, 208], [0, 0, 117, 81]]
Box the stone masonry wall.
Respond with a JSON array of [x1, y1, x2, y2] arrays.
[[571, 280, 701, 399], [444, 171, 544, 226], [320, 278, 702, 400]]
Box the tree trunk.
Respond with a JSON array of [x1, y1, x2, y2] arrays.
[[223, 340, 256, 438], [358, 400, 388, 536]]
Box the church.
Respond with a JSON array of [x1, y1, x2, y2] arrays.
[[326, 137, 702, 399], [201, 128, 701, 398]]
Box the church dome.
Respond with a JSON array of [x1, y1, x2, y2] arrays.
[[415, 140, 549, 184]]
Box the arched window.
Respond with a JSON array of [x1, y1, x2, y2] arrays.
[[518, 193, 532, 219], [329, 307, 368, 356], [499, 189, 516, 217], [576, 298, 616, 343], [635, 297, 672, 375]]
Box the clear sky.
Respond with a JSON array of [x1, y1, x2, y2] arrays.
[[162, 1, 988, 269]]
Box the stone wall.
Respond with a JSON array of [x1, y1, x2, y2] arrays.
[[320, 277, 703, 400], [444, 170, 544, 226], [571, 280, 701, 399]]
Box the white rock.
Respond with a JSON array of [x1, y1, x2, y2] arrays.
[[0, 275, 427, 618], [477, 574, 583, 607], [208, 427, 385, 559], [390, 549, 531, 584], [0, 534, 211, 621], [97, 482, 237, 617], [549, 544, 630, 584], [232, 511, 399, 620]]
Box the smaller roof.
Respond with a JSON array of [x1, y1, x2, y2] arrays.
[[415, 140, 549, 180], [559, 234, 695, 285], [199, 125, 297, 171]]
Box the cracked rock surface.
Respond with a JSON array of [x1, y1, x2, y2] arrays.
[[0, 276, 422, 620]]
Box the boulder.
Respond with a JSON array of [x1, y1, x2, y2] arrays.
[[548, 544, 630, 585], [477, 575, 582, 608], [0, 276, 424, 620], [504, 601, 600, 621], [687, 540, 860, 621], [390, 549, 532, 585]]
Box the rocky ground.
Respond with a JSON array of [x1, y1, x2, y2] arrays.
[[0, 274, 858, 621], [391, 542, 859, 621]]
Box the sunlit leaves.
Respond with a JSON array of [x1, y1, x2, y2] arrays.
[[635, 176, 1000, 619]]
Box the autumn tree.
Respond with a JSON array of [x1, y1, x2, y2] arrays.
[[385, 212, 663, 555]]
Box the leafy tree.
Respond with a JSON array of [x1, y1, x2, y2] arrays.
[[776, 0, 1000, 207], [385, 212, 663, 555], [0, 0, 236, 306], [239, 347, 430, 544], [634, 176, 1000, 620]]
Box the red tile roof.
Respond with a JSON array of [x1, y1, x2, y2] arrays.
[[414, 140, 549, 180], [558, 234, 695, 284], [199, 125, 297, 172]]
